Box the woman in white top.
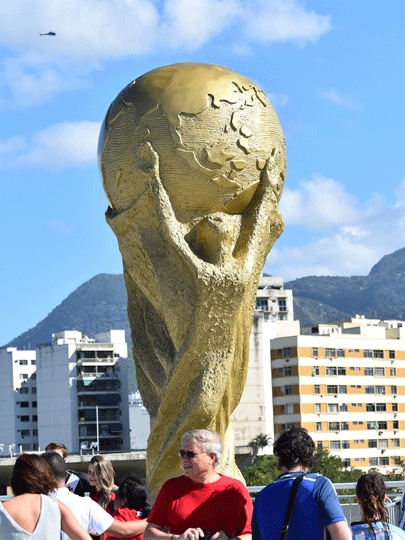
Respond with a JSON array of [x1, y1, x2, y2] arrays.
[[0, 453, 92, 540]]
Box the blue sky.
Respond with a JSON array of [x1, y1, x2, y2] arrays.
[[1, 0, 404, 345]]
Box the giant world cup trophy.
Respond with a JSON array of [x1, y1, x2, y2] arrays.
[[98, 63, 286, 498]]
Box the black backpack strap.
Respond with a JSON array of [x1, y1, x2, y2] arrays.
[[279, 474, 305, 540]]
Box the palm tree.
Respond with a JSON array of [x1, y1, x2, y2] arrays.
[[249, 433, 273, 456]]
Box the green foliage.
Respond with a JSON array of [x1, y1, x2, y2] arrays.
[[249, 433, 272, 449], [242, 454, 280, 486], [311, 448, 363, 483]]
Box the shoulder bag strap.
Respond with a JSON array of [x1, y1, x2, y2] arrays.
[[279, 474, 305, 540]]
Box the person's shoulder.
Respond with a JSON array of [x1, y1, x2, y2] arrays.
[[388, 522, 405, 538], [114, 507, 140, 520], [218, 474, 249, 490]]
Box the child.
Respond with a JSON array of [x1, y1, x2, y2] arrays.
[[104, 475, 150, 540]]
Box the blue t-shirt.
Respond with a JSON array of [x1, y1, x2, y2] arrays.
[[252, 472, 346, 540], [351, 521, 405, 539]]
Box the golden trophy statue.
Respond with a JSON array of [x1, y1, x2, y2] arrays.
[[98, 62, 286, 498]]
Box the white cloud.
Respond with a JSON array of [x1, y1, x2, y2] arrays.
[[265, 176, 405, 280], [242, 0, 331, 45], [47, 219, 77, 236], [0, 0, 332, 106], [3, 121, 101, 168], [318, 89, 362, 109]]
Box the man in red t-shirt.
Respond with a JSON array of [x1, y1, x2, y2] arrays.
[[145, 429, 252, 540]]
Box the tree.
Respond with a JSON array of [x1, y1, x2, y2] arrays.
[[249, 433, 273, 456], [242, 454, 280, 486], [311, 448, 362, 483]]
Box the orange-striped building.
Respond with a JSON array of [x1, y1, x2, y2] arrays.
[[271, 316, 405, 471]]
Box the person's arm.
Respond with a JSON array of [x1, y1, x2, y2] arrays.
[[326, 521, 352, 540], [105, 518, 147, 538], [58, 500, 92, 540], [144, 522, 204, 540], [211, 533, 251, 540]]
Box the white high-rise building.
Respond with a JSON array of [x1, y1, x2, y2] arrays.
[[0, 347, 37, 452], [36, 330, 130, 453]]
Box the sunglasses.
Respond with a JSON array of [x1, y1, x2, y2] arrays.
[[178, 449, 203, 459]]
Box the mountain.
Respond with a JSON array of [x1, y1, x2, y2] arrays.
[[285, 246, 405, 326], [4, 247, 405, 351]]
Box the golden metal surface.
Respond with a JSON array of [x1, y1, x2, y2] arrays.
[[98, 62, 286, 499]]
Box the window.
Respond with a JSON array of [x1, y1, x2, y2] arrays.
[[369, 457, 378, 467], [393, 421, 399, 430], [325, 348, 336, 358], [366, 403, 375, 412], [19, 387, 29, 394], [342, 458, 350, 467], [317, 441, 323, 449], [20, 415, 29, 422], [338, 385, 347, 394], [32, 401, 37, 408], [278, 300, 287, 312], [365, 386, 375, 394], [19, 360, 28, 365], [367, 421, 378, 430], [326, 367, 337, 376], [368, 439, 377, 448], [337, 348, 345, 358], [281, 423, 294, 431], [32, 415, 38, 422], [312, 366, 319, 376], [330, 441, 341, 450], [391, 386, 398, 394], [376, 403, 386, 412], [19, 374, 28, 380], [256, 299, 268, 311], [342, 440, 350, 449], [277, 349, 283, 355], [31, 374, 36, 380], [312, 348, 319, 357], [393, 439, 400, 448], [21, 429, 30, 436], [392, 403, 398, 412], [316, 422, 322, 432], [314, 385, 320, 394], [390, 368, 396, 376], [278, 368, 283, 374], [315, 404, 321, 414], [20, 402, 29, 408], [279, 404, 285, 413], [33, 429, 38, 436], [374, 368, 384, 376], [378, 439, 388, 449], [283, 348, 291, 358], [341, 422, 349, 430], [329, 422, 340, 431], [31, 387, 37, 394], [338, 367, 346, 376], [328, 404, 339, 413], [285, 403, 294, 414], [340, 404, 348, 412], [31, 359, 36, 365], [327, 385, 338, 394], [364, 367, 373, 376], [389, 350, 395, 359], [375, 386, 385, 395], [377, 421, 387, 430], [284, 366, 292, 376], [373, 350, 384, 358], [379, 457, 389, 466], [364, 349, 372, 358]]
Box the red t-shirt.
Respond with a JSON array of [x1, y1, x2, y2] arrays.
[[147, 474, 253, 536], [104, 508, 144, 540], [90, 491, 116, 515]]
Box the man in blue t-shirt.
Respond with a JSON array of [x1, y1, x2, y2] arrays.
[[252, 427, 351, 540]]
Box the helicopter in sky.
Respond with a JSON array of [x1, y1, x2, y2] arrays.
[[39, 31, 56, 36]]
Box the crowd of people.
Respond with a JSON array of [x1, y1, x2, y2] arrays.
[[0, 427, 404, 540]]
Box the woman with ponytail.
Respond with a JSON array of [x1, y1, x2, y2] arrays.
[[351, 473, 405, 539]]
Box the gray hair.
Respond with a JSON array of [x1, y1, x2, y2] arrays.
[[182, 429, 222, 467]]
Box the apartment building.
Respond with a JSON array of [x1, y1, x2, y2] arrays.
[[36, 329, 130, 453], [271, 316, 405, 472], [0, 347, 37, 452]]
